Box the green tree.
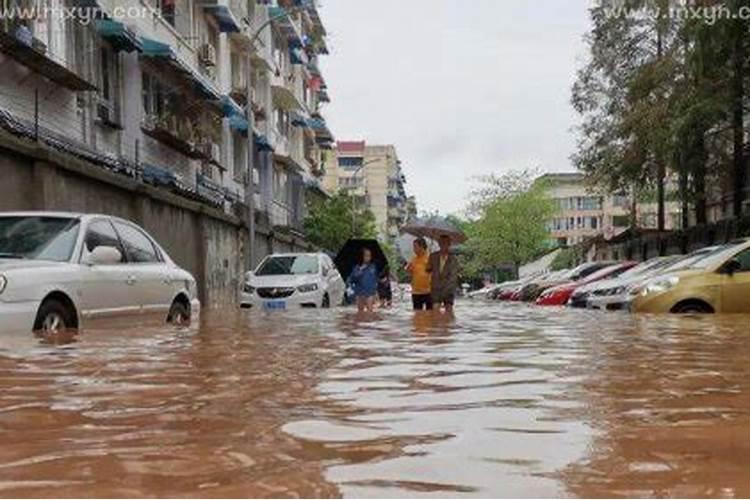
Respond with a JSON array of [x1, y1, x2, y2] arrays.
[[468, 172, 557, 275], [303, 192, 377, 252]]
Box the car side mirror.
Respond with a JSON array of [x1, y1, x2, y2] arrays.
[[85, 246, 122, 266], [322, 268, 330, 277], [722, 258, 742, 276]]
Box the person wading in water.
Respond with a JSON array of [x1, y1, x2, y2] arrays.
[[426, 234, 460, 314]]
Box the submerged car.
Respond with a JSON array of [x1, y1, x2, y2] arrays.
[[537, 261, 636, 307], [578, 255, 683, 310], [241, 253, 345, 310], [0, 212, 200, 334], [631, 239, 750, 314]]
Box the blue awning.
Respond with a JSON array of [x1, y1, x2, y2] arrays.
[[140, 37, 222, 102], [254, 133, 274, 152], [290, 111, 310, 128], [204, 4, 240, 33], [221, 95, 249, 134], [289, 47, 308, 65], [95, 19, 142, 52]]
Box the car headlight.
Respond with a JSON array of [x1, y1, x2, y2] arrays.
[[0, 275, 6, 295], [297, 283, 319, 293], [641, 276, 680, 296], [243, 283, 255, 294], [612, 287, 625, 296]]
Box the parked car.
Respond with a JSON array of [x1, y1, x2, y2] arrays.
[[536, 262, 637, 306], [0, 212, 200, 334], [584, 247, 729, 312], [241, 253, 345, 310], [521, 263, 614, 302], [577, 255, 683, 310], [631, 239, 750, 314]]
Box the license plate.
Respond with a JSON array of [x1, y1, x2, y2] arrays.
[[264, 300, 286, 311]]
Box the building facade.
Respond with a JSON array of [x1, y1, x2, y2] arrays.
[[324, 141, 413, 241], [0, 0, 333, 268], [540, 173, 682, 247]]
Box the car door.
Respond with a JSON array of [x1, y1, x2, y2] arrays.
[[112, 221, 172, 317], [720, 248, 750, 313], [78, 218, 139, 319]]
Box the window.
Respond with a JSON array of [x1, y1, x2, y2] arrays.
[[232, 132, 246, 183], [732, 249, 750, 272], [84, 220, 125, 262], [113, 222, 160, 263], [275, 108, 289, 136], [612, 215, 630, 228], [273, 167, 287, 203], [0, 216, 80, 262], [338, 157, 363, 170], [142, 72, 174, 117], [97, 44, 120, 125]]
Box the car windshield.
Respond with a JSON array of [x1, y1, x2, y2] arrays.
[[686, 243, 748, 271], [256, 255, 319, 276], [0, 216, 80, 262]]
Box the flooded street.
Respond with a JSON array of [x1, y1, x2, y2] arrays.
[[1, 301, 749, 498]]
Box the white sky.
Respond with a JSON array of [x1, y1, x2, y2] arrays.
[[318, 0, 591, 216]]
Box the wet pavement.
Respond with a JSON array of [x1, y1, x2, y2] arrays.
[[0, 300, 749, 498]]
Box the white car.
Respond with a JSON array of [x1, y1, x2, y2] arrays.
[[0, 212, 200, 334], [241, 253, 345, 310]]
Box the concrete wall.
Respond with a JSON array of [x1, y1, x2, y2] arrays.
[[0, 134, 313, 307]]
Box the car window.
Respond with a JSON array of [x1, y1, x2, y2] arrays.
[[84, 220, 126, 263], [113, 222, 161, 264], [732, 248, 750, 272], [0, 216, 80, 262], [256, 255, 319, 275]]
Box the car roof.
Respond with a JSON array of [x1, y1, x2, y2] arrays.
[[264, 253, 322, 258], [0, 211, 85, 219]]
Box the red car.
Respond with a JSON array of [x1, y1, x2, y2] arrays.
[[535, 262, 637, 306]]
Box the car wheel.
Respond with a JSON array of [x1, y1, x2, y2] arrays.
[[322, 293, 331, 309], [673, 301, 713, 314], [34, 299, 75, 333], [167, 300, 190, 325]]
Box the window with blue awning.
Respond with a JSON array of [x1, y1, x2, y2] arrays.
[[203, 4, 241, 33], [95, 19, 142, 53]]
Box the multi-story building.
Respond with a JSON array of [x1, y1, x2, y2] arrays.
[[539, 173, 682, 247], [0, 0, 333, 262], [324, 141, 412, 241]]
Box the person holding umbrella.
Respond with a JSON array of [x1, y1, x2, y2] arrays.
[[401, 217, 466, 314], [426, 234, 461, 314], [347, 247, 379, 313]]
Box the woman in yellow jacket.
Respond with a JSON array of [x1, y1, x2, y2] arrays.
[[405, 238, 432, 310]]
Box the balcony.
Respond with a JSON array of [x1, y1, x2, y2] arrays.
[[271, 71, 304, 112], [0, 21, 95, 91], [196, 0, 242, 33]]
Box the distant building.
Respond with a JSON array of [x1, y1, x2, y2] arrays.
[[324, 141, 413, 241], [538, 173, 682, 247]]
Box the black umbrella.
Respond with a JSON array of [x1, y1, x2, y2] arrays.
[[334, 239, 389, 283]]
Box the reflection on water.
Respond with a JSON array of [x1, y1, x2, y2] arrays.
[[0, 302, 749, 497]]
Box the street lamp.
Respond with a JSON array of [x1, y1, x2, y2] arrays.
[[244, 1, 316, 268]]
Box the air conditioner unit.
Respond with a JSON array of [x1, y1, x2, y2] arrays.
[[198, 43, 217, 67]]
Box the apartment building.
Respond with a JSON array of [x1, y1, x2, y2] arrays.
[[540, 173, 682, 247], [324, 141, 413, 241], [0, 0, 333, 248]]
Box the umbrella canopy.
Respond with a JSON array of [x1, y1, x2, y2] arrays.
[[334, 239, 389, 283], [401, 216, 467, 244]]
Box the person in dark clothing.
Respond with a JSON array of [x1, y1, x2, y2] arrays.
[[377, 265, 393, 308]]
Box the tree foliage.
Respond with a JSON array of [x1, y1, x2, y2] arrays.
[[466, 171, 557, 273], [303, 192, 377, 253], [573, 0, 750, 227]]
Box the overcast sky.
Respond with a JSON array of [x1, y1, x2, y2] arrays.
[[318, 0, 591, 216]]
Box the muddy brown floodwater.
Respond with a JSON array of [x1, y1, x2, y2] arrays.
[[0, 301, 749, 498]]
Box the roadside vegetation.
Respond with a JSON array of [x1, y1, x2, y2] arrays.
[[573, 0, 750, 229]]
